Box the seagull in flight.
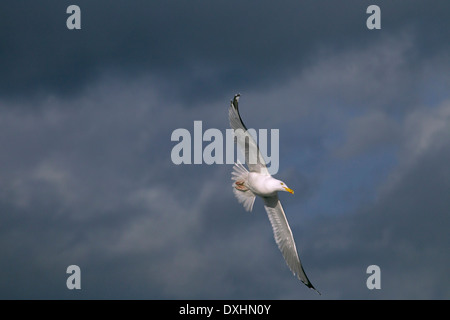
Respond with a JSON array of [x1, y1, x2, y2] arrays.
[[229, 93, 320, 294]]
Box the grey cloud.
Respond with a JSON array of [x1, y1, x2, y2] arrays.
[[0, 76, 282, 298], [1, 1, 449, 100], [335, 111, 400, 158], [305, 101, 450, 299]]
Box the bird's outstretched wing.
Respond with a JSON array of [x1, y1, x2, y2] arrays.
[[263, 195, 320, 294], [229, 94, 269, 175]]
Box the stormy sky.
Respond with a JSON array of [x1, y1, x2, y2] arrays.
[[0, 0, 449, 299]]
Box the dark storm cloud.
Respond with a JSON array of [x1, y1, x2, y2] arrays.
[[309, 106, 450, 298], [1, 51, 448, 299], [0, 0, 449, 100]]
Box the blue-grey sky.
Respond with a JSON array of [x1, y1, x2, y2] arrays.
[[0, 0, 449, 299]]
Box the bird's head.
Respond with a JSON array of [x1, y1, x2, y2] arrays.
[[274, 179, 294, 194]]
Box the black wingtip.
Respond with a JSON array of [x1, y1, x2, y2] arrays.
[[231, 93, 240, 109], [312, 287, 322, 295], [302, 280, 321, 295], [307, 283, 321, 295]]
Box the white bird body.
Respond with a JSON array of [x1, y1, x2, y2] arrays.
[[247, 173, 278, 197], [229, 93, 320, 295]]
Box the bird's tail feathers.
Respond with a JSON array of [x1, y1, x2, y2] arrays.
[[231, 160, 248, 182], [231, 161, 256, 212]]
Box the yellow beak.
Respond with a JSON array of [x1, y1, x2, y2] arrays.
[[284, 187, 294, 194]]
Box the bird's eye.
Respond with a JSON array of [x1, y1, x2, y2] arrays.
[[280, 183, 284, 185]]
